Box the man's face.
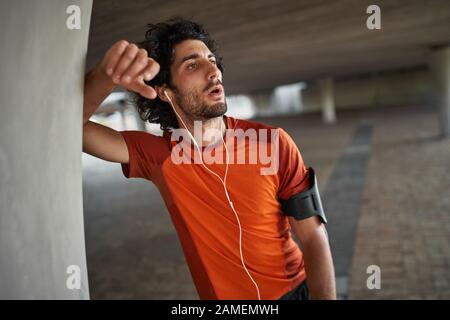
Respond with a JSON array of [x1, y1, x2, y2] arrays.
[[169, 39, 226, 120]]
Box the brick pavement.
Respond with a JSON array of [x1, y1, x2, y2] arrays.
[[348, 106, 450, 299]]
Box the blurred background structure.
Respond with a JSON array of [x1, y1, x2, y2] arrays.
[[1, 0, 449, 300]]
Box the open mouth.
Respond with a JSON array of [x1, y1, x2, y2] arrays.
[[208, 85, 223, 97]]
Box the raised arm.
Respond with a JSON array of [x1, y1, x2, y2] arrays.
[[82, 40, 160, 163]]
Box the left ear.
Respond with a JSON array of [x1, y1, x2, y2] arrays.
[[155, 85, 170, 102]]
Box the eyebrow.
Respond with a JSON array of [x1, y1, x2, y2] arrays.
[[180, 53, 216, 64]]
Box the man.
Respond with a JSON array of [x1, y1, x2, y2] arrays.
[[83, 18, 336, 300]]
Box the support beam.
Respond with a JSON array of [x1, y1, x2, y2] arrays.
[[430, 46, 450, 138], [318, 76, 337, 124]]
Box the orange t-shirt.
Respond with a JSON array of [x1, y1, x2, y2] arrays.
[[120, 115, 311, 300]]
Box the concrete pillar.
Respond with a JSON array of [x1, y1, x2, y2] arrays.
[[0, 0, 92, 299], [430, 46, 450, 138], [271, 82, 305, 114], [318, 76, 337, 124]]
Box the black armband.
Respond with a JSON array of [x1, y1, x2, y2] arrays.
[[280, 167, 327, 224]]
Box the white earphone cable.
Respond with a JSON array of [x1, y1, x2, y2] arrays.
[[164, 91, 261, 300]]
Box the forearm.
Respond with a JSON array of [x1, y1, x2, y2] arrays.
[[302, 231, 336, 300], [83, 65, 116, 125]]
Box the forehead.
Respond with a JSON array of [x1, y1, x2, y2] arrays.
[[173, 39, 212, 63]]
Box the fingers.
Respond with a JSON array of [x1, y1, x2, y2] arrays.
[[122, 55, 160, 99], [111, 43, 139, 83], [103, 40, 129, 77], [102, 40, 160, 99], [131, 79, 158, 100], [140, 58, 161, 82], [120, 49, 149, 84]]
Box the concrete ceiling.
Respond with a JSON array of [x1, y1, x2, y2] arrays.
[[87, 0, 450, 95]]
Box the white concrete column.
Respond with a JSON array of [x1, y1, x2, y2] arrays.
[[430, 46, 450, 138], [318, 76, 337, 124], [271, 82, 305, 114], [0, 0, 92, 299]]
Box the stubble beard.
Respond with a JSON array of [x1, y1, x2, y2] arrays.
[[173, 87, 227, 120]]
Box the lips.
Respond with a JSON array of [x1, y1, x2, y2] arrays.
[[207, 85, 223, 97]]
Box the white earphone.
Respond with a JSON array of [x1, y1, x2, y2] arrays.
[[163, 90, 261, 300]]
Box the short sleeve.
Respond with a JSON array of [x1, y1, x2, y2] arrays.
[[277, 128, 311, 200], [120, 130, 166, 181]]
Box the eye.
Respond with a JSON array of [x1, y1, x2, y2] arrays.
[[188, 63, 197, 70], [210, 60, 217, 65]]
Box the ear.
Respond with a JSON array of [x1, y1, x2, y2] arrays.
[[156, 85, 170, 103]]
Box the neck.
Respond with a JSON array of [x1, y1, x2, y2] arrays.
[[178, 114, 226, 147]]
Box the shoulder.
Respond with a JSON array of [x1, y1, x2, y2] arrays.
[[227, 116, 296, 146], [120, 130, 171, 162], [120, 130, 168, 146], [227, 115, 278, 131]]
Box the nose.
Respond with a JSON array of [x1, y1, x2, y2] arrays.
[[207, 61, 221, 81]]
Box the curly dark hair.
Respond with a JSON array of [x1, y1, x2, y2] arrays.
[[131, 17, 224, 131]]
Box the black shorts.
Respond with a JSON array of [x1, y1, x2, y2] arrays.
[[277, 280, 309, 300]]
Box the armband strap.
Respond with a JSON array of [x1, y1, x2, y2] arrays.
[[280, 167, 327, 224]]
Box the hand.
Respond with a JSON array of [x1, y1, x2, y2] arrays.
[[99, 40, 160, 99]]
